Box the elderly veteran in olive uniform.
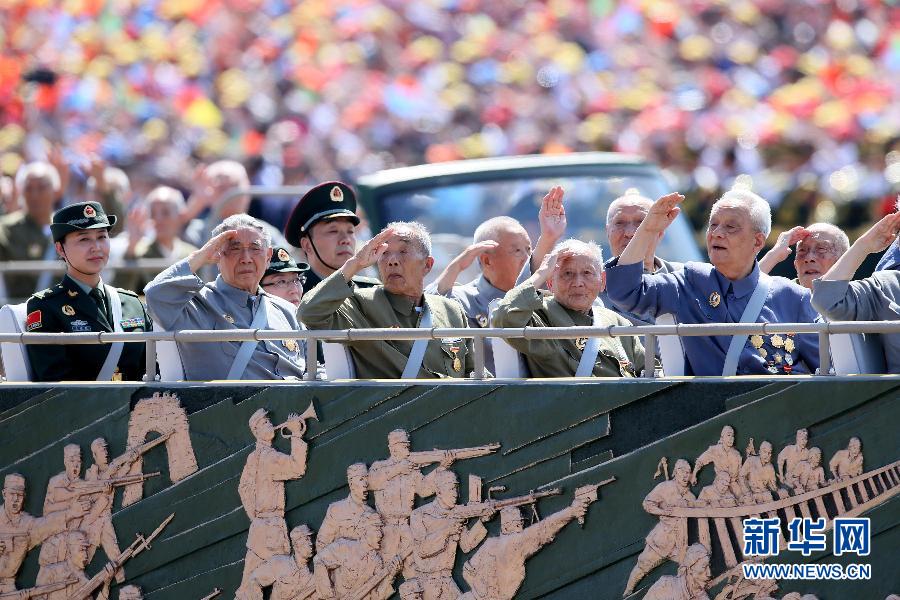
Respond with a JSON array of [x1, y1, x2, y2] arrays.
[[599, 188, 683, 324], [426, 186, 566, 372], [299, 222, 474, 379], [492, 239, 646, 378], [285, 181, 379, 294], [0, 162, 61, 301], [811, 211, 900, 374], [24, 202, 151, 382], [759, 223, 849, 290], [261, 247, 309, 307], [144, 214, 315, 380], [605, 189, 819, 376]]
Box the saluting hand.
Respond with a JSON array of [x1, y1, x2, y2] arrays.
[[641, 192, 684, 234], [856, 210, 900, 255], [529, 248, 578, 289], [457, 240, 499, 270], [341, 227, 395, 280], [538, 185, 567, 242], [187, 230, 239, 273]]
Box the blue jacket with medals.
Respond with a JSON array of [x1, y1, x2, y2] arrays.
[[605, 259, 819, 376]]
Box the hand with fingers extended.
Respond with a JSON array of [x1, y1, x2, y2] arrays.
[[538, 185, 567, 242], [456, 240, 499, 271], [759, 226, 811, 274], [529, 248, 578, 289], [340, 227, 395, 280], [857, 209, 900, 255], [641, 192, 684, 234], [187, 230, 239, 273]]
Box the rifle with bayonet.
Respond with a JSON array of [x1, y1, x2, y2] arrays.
[[449, 488, 562, 521], [106, 431, 175, 475], [69, 472, 160, 499], [343, 548, 412, 600], [65, 513, 174, 600], [572, 477, 616, 526], [0, 578, 78, 600], [408, 443, 500, 467]]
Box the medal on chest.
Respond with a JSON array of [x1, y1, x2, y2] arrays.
[[575, 337, 588, 351], [450, 346, 461, 372], [708, 291, 721, 308], [62, 304, 76, 316], [284, 338, 298, 353]]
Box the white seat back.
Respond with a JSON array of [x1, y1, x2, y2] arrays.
[[830, 333, 885, 375], [491, 338, 529, 378], [655, 313, 685, 376], [153, 322, 184, 381], [322, 342, 356, 379], [0, 303, 33, 381]]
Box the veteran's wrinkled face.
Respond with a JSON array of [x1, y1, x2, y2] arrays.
[[794, 231, 842, 289], [218, 228, 272, 294], [480, 229, 531, 292], [2, 488, 24, 515], [378, 235, 433, 298], [58, 229, 111, 276], [302, 218, 357, 273], [608, 203, 650, 257], [707, 203, 766, 279], [548, 253, 604, 313]]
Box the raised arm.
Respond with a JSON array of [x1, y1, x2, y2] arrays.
[[530, 186, 566, 273], [819, 211, 900, 281], [429, 241, 499, 294], [758, 226, 810, 274]]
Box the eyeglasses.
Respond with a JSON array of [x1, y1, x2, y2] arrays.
[[223, 243, 265, 257], [262, 276, 305, 289], [795, 244, 837, 259]]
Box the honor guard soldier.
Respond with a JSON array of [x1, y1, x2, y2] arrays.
[[284, 181, 379, 294], [24, 201, 151, 382], [260, 247, 309, 307], [298, 222, 475, 379], [605, 189, 819, 376]]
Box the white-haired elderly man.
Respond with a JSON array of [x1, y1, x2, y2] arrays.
[[299, 222, 474, 379], [144, 214, 317, 380], [492, 239, 647, 378], [605, 189, 819, 376], [181, 160, 289, 250], [811, 210, 900, 373], [0, 161, 62, 300], [758, 223, 850, 290]]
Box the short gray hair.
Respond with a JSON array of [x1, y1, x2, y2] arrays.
[[804, 222, 849, 256], [553, 239, 605, 272], [473, 216, 527, 244], [606, 188, 653, 227], [386, 221, 431, 256], [15, 161, 60, 192], [211, 213, 271, 247], [712, 188, 772, 237], [206, 160, 249, 186], [146, 186, 186, 210]]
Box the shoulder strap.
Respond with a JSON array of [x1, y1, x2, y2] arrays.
[[721, 274, 771, 377], [401, 304, 432, 379], [96, 286, 125, 381], [227, 296, 270, 380], [575, 301, 608, 377]]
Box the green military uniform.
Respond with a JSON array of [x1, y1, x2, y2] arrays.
[[0, 211, 52, 301], [23, 201, 151, 382], [298, 270, 474, 378], [492, 282, 646, 378], [283, 181, 380, 294]]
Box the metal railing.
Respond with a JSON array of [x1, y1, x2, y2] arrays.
[[2, 321, 898, 382]]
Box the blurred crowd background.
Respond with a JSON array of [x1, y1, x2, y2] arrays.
[[1, 0, 899, 243]]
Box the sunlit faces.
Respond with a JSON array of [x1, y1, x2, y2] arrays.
[[301, 218, 357, 272], [57, 229, 111, 275], [480, 229, 531, 292], [548, 253, 604, 313], [706, 203, 766, 279], [218, 228, 272, 293], [794, 232, 842, 289], [377, 235, 433, 298], [607, 203, 650, 256]]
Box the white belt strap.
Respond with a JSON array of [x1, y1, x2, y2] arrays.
[[575, 301, 606, 377], [722, 275, 771, 377], [227, 297, 269, 380], [97, 285, 124, 381], [401, 305, 432, 379]]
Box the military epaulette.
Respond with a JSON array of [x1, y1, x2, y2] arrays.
[[352, 275, 381, 286], [115, 287, 140, 297], [31, 284, 65, 300]]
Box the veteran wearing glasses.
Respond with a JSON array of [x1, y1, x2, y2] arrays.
[[605, 188, 819, 376], [145, 214, 315, 380], [758, 223, 849, 290]]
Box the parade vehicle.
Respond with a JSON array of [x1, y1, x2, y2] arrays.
[[0, 155, 897, 600]]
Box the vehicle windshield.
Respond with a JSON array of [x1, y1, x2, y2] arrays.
[[376, 173, 702, 283]]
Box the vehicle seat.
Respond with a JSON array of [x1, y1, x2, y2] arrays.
[[655, 313, 685, 376], [830, 333, 885, 375], [153, 322, 185, 381], [322, 342, 356, 379], [491, 337, 530, 378], [0, 303, 33, 381]]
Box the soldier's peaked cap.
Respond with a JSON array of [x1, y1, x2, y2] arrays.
[[284, 181, 360, 247], [4, 473, 25, 490], [265, 247, 310, 277], [50, 201, 117, 243]]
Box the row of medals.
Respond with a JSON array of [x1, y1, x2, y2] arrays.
[[751, 333, 796, 374]]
